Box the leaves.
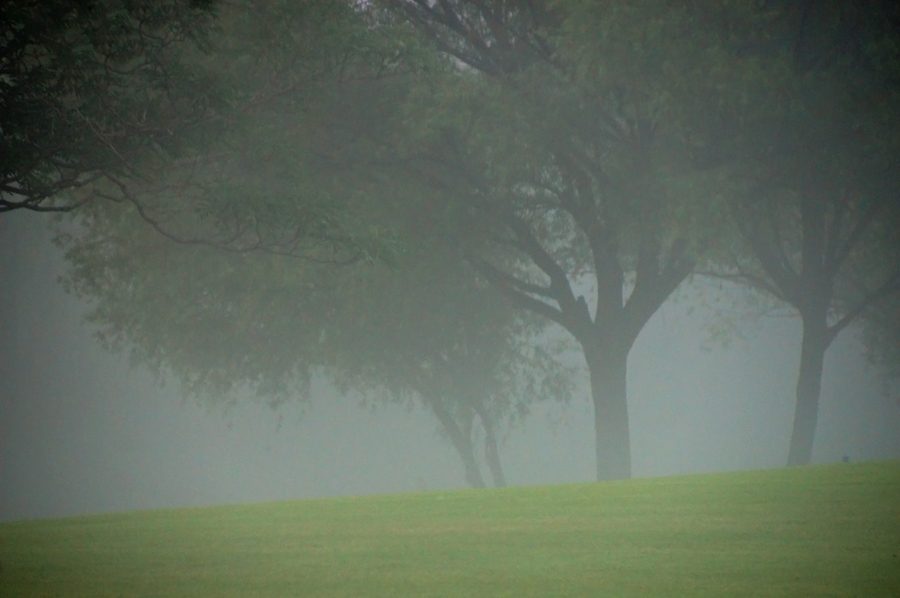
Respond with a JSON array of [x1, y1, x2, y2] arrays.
[[54, 2, 575, 473], [0, 0, 218, 212]]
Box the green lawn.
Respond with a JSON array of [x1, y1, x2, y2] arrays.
[[1, 460, 899, 597]]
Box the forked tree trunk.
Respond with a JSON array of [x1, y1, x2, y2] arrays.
[[787, 309, 830, 466], [458, 445, 487, 489], [424, 392, 486, 488], [475, 404, 506, 487], [585, 343, 632, 480]]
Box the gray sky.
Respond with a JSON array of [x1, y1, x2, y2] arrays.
[[2, 211, 899, 522]]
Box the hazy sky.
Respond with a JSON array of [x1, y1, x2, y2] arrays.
[[2, 211, 899, 522]]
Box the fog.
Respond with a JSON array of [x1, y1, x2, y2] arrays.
[[2, 211, 899, 522]]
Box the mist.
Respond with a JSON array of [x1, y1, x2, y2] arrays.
[[3, 211, 898, 523]]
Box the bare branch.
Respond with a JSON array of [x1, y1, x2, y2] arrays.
[[728, 193, 802, 304]]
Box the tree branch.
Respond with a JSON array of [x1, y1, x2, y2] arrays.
[[829, 198, 883, 278], [827, 268, 900, 345], [471, 255, 583, 336], [728, 194, 802, 304]]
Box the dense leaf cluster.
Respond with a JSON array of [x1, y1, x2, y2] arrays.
[[1, 0, 217, 212]]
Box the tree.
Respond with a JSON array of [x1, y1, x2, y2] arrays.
[[380, 0, 719, 480], [322, 255, 572, 489], [59, 172, 572, 489], [55, 0, 571, 488], [690, 0, 900, 465], [1, 0, 217, 213], [319, 197, 575, 488]]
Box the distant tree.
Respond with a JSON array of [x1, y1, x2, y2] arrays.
[[690, 1, 900, 465], [0, 0, 217, 213], [319, 197, 575, 487], [56, 0, 571, 488], [60, 186, 572, 489], [379, 0, 723, 480], [322, 255, 573, 488]]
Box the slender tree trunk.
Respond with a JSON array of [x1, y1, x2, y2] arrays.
[[585, 343, 632, 480], [459, 446, 486, 488], [787, 309, 830, 466], [424, 392, 486, 488], [474, 404, 506, 487]]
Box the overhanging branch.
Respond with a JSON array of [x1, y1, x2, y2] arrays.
[[470, 255, 580, 334]]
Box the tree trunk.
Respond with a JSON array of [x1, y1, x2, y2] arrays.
[[424, 392, 486, 488], [459, 445, 486, 489], [787, 309, 829, 466], [474, 404, 506, 487], [585, 344, 632, 480]]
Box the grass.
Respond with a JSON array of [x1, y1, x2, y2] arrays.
[[1, 460, 899, 597]]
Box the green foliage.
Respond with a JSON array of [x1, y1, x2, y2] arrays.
[[52, 0, 407, 402], [2, 461, 899, 596], [0, 0, 218, 212], [689, 0, 900, 343], [387, 0, 729, 311], [58, 200, 331, 405], [861, 295, 900, 389], [55, 1, 574, 479], [86, 0, 429, 263], [321, 236, 576, 430]]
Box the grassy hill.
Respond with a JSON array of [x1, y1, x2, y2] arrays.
[[1, 460, 898, 597]]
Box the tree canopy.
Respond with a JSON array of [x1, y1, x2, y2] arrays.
[[55, 0, 573, 487], [689, 0, 900, 465]]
